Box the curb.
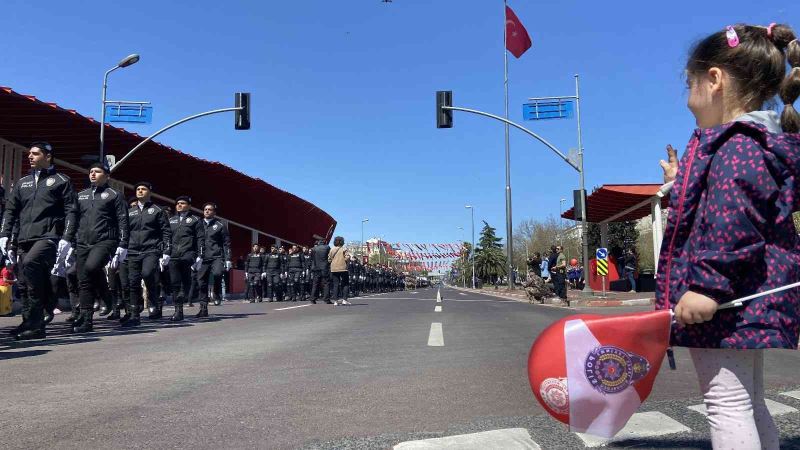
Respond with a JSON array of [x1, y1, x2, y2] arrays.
[[445, 284, 654, 308]]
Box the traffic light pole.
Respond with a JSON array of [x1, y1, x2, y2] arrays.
[[111, 106, 243, 173]]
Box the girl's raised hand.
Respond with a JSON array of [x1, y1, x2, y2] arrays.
[[674, 290, 718, 326], [659, 145, 678, 183]]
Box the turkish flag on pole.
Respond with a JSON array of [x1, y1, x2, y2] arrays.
[[505, 5, 532, 58], [528, 310, 672, 438]]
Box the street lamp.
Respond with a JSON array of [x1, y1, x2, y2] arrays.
[[100, 53, 140, 163], [361, 218, 369, 258], [465, 205, 475, 289], [458, 226, 466, 287]]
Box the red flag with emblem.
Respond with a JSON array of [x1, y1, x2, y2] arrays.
[[505, 5, 532, 58]]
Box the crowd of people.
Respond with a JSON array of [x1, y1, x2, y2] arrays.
[[241, 236, 406, 306], [0, 142, 406, 341]]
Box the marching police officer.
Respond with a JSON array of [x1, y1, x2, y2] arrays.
[[125, 182, 171, 327], [167, 195, 204, 321], [286, 245, 304, 302], [263, 245, 284, 302], [302, 246, 312, 300], [0, 142, 77, 340], [309, 240, 331, 304], [71, 162, 129, 333], [196, 202, 231, 317], [244, 243, 263, 303]]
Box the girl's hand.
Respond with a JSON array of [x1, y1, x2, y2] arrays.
[[674, 291, 718, 326], [659, 145, 678, 183]]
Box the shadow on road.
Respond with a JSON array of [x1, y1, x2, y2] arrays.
[[0, 312, 265, 359]]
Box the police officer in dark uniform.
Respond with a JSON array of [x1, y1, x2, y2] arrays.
[[167, 195, 204, 321], [197, 202, 231, 317], [309, 240, 332, 304], [71, 162, 129, 333], [0, 142, 77, 340], [244, 243, 263, 303], [125, 182, 171, 326], [286, 245, 304, 302], [302, 246, 312, 300], [263, 245, 284, 302]]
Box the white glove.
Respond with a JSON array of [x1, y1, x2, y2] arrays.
[[0, 237, 8, 256], [225, 261, 232, 271], [191, 257, 203, 272], [261, 272, 266, 279], [64, 248, 75, 269], [114, 247, 128, 264], [108, 255, 120, 270], [280, 272, 287, 280], [5, 250, 16, 266], [159, 254, 170, 272], [56, 239, 72, 265]]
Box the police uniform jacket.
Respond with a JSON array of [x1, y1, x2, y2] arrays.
[[201, 217, 230, 261], [245, 252, 263, 274], [287, 252, 304, 271], [1, 167, 77, 244], [76, 184, 129, 247], [170, 212, 204, 259], [264, 252, 285, 273], [128, 201, 171, 255]]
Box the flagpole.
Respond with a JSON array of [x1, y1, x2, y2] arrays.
[[503, 0, 514, 289]]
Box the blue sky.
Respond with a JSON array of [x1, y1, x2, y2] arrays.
[[2, 0, 796, 246]]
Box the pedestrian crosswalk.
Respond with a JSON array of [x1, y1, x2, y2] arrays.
[[392, 390, 800, 449]]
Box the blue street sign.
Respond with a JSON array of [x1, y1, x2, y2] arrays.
[[104, 104, 153, 124], [596, 247, 608, 260], [523, 99, 574, 121]]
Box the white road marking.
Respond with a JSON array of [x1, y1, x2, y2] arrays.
[[434, 305, 442, 312], [394, 428, 540, 449], [274, 304, 314, 311], [369, 297, 516, 303], [576, 411, 691, 447], [459, 292, 467, 296], [427, 322, 444, 346], [688, 398, 798, 416], [782, 390, 800, 400]]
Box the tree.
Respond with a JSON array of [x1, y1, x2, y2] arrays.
[[450, 241, 474, 287], [511, 216, 581, 270], [475, 221, 507, 282], [587, 221, 638, 266]]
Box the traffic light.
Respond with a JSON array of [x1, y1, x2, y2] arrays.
[[235, 92, 250, 130], [436, 91, 453, 129]]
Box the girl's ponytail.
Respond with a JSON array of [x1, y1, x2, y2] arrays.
[[773, 25, 800, 132]]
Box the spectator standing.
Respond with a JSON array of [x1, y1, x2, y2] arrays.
[[328, 236, 350, 305]]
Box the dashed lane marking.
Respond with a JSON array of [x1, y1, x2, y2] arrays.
[[274, 304, 314, 311], [576, 411, 691, 448], [427, 322, 444, 347], [688, 398, 798, 416], [434, 306, 442, 312], [394, 428, 540, 449]]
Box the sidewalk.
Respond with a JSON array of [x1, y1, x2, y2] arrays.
[[448, 284, 655, 307]]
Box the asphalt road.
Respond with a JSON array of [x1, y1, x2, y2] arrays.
[[1, 286, 799, 449]]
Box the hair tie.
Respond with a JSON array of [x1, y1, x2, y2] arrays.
[[767, 23, 777, 39], [726, 26, 740, 48]]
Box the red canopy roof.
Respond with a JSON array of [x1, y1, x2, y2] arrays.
[[561, 184, 669, 223], [0, 86, 336, 247]]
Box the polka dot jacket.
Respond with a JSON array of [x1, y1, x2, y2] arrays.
[[655, 120, 800, 349]]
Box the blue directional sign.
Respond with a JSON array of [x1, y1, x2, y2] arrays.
[[523, 99, 574, 121], [596, 247, 608, 260], [104, 104, 153, 124]]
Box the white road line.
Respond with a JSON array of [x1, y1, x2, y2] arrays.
[[688, 398, 798, 416], [434, 305, 442, 312], [274, 304, 314, 311], [782, 390, 800, 400], [459, 292, 467, 296], [394, 428, 540, 449], [427, 322, 444, 346], [368, 297, 516, 303], [576, 411, 690, 447]]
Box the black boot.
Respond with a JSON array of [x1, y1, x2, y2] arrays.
[[122, 306, 140, 327], [98, 294, 112, 316], [15, 327, 45, 341], [66, 308, 80, 323], [72, 309, 94, 333], [195, 302, 209, 318], [148, 299, 162, 320], [107, 303, 121, 320], [170, 301, 184, 322], [119, 302, 131, 324], [8, 319, 30, 335], [43, 310, 54, 324]]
